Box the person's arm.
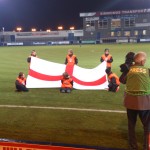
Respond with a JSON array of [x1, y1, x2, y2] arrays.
[[24, 78, 27, 85], [70, 80, 73, 86], [27, 56, 31, 63], [61, 80, 63, 84], [119, 72, 127, 84], [75, 57, 78, 64], [100, 57, 104, 62], [61, 77, 64, 84], [15, 80, 26, 88], [107, 56, 113, 63], [65, 58, 68, 64], [15, 80, 21, 86]]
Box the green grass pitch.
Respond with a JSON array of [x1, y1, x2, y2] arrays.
[[0, 43, 150, 149]]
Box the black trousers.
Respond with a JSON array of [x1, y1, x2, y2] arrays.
[[60, 88, 72, 93], [16, 84, 29, 92], [127, 109, 150, 150]]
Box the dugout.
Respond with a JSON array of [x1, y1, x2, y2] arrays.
[[80, 8, 150, 43]]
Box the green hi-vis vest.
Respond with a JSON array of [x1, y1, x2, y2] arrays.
[[125, 65, 150, 96]]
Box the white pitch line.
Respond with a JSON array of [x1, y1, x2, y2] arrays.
[[0, 105, 126, 113]]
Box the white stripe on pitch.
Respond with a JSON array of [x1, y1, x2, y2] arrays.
[[0, 105, 126, 113]]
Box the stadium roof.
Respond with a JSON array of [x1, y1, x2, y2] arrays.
[[80, 8, 150, 17]]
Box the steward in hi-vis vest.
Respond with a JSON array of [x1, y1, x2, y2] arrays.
[[27, 50, 38, 68], [15, 72, 29, 92], [60, 72, 73, 93], [106, 69, 120, 92], [65, 49, 78, 65], [100, 48, 113, 72]]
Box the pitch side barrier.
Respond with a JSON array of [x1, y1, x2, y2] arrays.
[[139, 38, 150, 43], [0, 39, 150, 46], [0, 138, 127, 150], [0, 41, 98, 46]]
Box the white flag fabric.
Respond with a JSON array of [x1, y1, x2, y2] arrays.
[[26, 57, 108, 90]]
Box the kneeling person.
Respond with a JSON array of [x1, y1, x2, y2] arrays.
[[106, 69, 120, 92], [60, 72, 73, 93], [15, 72, 29, 92]]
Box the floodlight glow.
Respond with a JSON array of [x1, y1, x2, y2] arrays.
[[46, 29, 51, 32], [58, 26, 63, 30], [31, 28, 36, 32], [70, 26, 75, 30], [16, 27, 22, 32], [86, 24, 90, 27]]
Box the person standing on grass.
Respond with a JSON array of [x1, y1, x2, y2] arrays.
[[15, 72, 29, 92], [123, 52, 150, 150], [100, 48, 113, 73], [27, 50, 38, 67], [65, 49, 78, 65]]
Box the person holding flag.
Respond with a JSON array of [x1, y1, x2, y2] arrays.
[[106, 68, 120, 92], [65, 49, 78, 65], [100, 48, 113, 72], [15, 72, 29, 92], [27, 50, 38, 67], [60, 72, 73, 93]]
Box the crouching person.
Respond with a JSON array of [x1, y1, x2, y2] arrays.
[[60, 72, 73, 93], [106, 69, 120, 92], [15, 72, 29, 92]]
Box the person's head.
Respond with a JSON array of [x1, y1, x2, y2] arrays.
[[125, 51, 135, 65], [18, 72, 25, 79], [104, 48, 109, 55], [68, 49, 73, 56], [134, 52, 147, 66], [62, 72, 70, 79], [31, 50, 37, 57]]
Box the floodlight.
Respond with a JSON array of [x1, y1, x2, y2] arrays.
[[58, 26, 63, 30], [16, 27, 22, 32]]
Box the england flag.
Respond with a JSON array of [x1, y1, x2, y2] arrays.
[[26, 57, 108, 90]]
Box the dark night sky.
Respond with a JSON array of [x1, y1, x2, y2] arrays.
[[0, 0, 149, 31]]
